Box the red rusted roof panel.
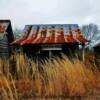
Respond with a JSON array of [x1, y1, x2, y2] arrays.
[[13, 24, 88, 45]]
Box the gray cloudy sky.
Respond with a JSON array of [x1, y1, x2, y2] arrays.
[[0, 0, 100, 28]]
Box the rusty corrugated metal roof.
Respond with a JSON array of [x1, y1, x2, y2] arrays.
[[13, 24, 88, 45]]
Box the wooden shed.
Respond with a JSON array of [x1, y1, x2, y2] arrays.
[[13, 24, 87, 58], [93, 43, 100, 59], [0, 20, 14, 57]]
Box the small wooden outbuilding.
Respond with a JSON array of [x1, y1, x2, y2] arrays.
[[0, 20, 14, 57]]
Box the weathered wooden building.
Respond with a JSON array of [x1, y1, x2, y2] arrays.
[[93, 43, 100, 58], [0, 20, 14, 58], [13, 24, 87, 58]]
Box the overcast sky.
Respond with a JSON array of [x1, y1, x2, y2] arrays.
[[0, 0, 100, 28]]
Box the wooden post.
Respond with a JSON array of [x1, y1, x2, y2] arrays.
[[49, 50, 52, 59], [82, 44, 85, 62]]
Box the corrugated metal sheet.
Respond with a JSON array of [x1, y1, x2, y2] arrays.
[[14, 25, 32, 45], [14, 24, 88, 45]]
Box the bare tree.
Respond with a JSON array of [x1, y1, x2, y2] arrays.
[[81, 23, 99, 47], [13, 27, 22, 39]]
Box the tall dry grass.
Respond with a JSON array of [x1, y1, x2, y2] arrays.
[[0, 53, 100, 99]]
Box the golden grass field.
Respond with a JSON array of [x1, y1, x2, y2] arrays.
[[0, 52, 100, 100]]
